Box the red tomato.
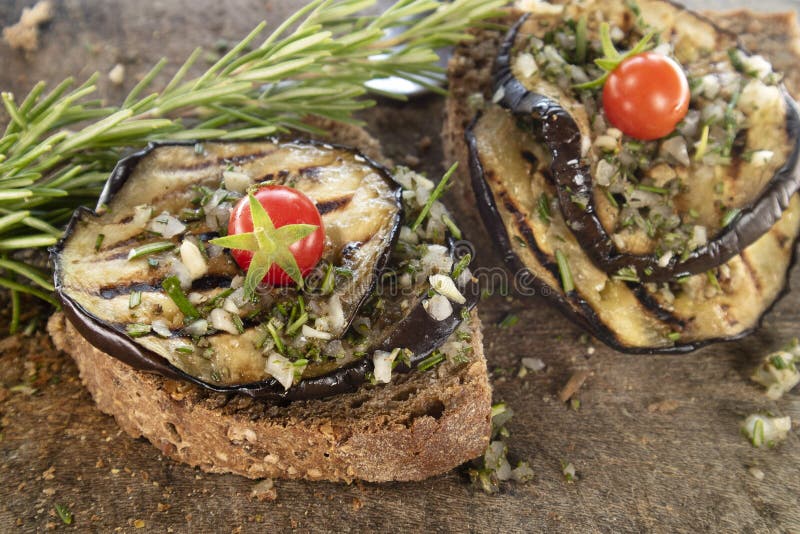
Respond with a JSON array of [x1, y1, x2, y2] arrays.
[[228, 185, 324, 286], [602, 52, 690, 141]]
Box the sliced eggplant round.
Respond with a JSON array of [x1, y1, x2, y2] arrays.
[[53, 140, 479, 400], [468, 105, 800, 352], [493, 3, 800, 283]]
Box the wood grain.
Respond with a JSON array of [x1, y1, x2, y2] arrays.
[[1, 1, 799, 532]]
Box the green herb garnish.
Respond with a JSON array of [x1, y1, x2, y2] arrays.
[[498, 313, 519, 329], [175, 344, 195, 354], [770, 354, 790, 370], [126, 323, 151, 337], [721, 208, 741, 227], [573, 22, 655, 90], [441, 213, 462, 239], [694, 124, 710, 161], [285, 312, 308, 336], [231, 313, 245, 334], [451, 253, 472, 281], [127, 241, 174, 260], [0, 0, 506, 306], [537, 193, 551, 223], [574, 16, 588, 64], [129, 290, 142, 309], [613, 266, 640, 283], [555, 249, 574, 292], [319, 263, 335, 295], [417, 351, 446, 372], [161, 276, 200, 320], [55, 504, 73, 525], [707, 270, 721, 292], [266, 321, 286, 355], [410, 162, 458, 232], [636, 184, 669, 195]]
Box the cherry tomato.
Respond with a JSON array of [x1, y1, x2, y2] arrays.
[[228, 185, 324, 286], [602, 52, 690, 141]]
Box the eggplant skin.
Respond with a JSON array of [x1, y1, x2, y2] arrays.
[[52, 140, 480, 401], [493, 9, 800, 283], [467, 106, 800, 354]]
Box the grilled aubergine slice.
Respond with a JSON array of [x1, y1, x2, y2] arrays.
[[469, 105, 800, 352], [492, 1, 800, 283], [53, 141, 479, 400]]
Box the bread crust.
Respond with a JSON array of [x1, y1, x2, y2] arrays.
[[48, 309, 490, 483], [47, 117, 491, 482]]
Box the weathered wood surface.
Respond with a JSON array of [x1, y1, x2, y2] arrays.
[[1, 1, 800, 531]]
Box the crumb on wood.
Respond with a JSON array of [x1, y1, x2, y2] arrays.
[[250, 478, 277, 502], [647, 399, 680, 414], [417, 136, 432, 152], [558, 369, 592, 403], [42, 466, 55, 480], [108, 63, 126, 86], [351, 497, 363, 511], [2, 1, 53, 52], [748, 467, 765, 480], [403, 154, 421, 167]]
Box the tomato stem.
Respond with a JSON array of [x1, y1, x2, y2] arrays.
[[573, 23, 656, 91]]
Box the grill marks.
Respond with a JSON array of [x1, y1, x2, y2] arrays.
[[159, 147, 281, 173], [739, 251, 764, 294], [96, 274, 234, 299], [468, 105, 800, 352], [316, 194, 354, 215], [54, 140, 413, 392], [496, 188, 558, 279]]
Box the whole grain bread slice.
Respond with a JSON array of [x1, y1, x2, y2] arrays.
[[442, 5, 800, 230], [48, 310, 489, 483], [47, 119, 492, 483]]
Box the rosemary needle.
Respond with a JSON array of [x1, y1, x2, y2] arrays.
[[0, 0, 505, 307]]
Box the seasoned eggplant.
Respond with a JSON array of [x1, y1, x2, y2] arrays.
[[493, 2, 800, 283], [53, 140, 479, 400], [468, 105, 800, 352]]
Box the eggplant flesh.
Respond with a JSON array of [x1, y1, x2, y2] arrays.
[[493, 2, 800, 283], [468, 106, 800, 352], [54, 140, 479, 400]]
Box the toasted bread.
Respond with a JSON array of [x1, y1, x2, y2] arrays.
[[48, 119, 492, 483]]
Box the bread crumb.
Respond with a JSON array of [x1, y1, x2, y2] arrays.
[[647, 399, 680, 414], [403, 154, 421, 167], [42, 487, 55, 496], [250, 479, 277, 502], [42, 466, 55, 480], [108, 64, 126, 86], [133, 519, 145, 528], [2, 1, 53, 52], [351, 497, 363, 511], [749, 467, 765, 480]]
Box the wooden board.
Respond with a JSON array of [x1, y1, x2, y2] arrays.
[[1, 0, 799, 531]]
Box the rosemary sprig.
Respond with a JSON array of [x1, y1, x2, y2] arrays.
[[0, 0, 505, 310]]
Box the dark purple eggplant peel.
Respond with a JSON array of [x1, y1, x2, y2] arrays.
[[493, 11, 800, 284], [468, 104, 800, 353], [461, 0, 800, 352], [52, 140, 479, 401]]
